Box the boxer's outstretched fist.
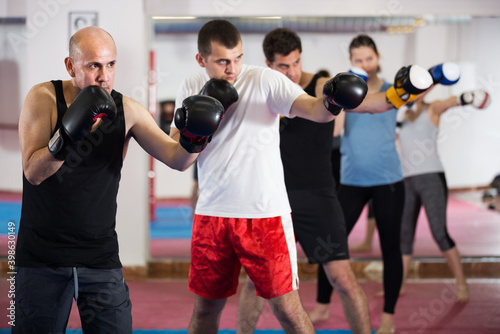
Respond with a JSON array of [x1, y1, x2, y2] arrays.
[[323, 72, 368, 116], [199, 78, 239, 112], [459, 89, 491, 109], [48, 85, 116, 161], [175, 95, 225, 153], [385, 65, 433, 109], [429, 62, 460, 86]]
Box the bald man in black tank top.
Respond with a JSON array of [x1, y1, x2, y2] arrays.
[[15, 26, 202, 333]]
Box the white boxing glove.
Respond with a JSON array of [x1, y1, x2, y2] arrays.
[[458, 89, 491, 109]]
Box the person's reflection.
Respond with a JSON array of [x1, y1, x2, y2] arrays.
[[159, 100, 175, 135]]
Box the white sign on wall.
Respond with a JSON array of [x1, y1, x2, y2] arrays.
[[68, 12, 98, 38]]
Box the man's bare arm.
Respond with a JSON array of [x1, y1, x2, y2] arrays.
[[19, 83, 65, 185]]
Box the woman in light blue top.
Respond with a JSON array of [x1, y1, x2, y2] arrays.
[[315, 34, 404, 334]]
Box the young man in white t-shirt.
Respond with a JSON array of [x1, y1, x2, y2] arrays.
[[169, 19, 414, 334]]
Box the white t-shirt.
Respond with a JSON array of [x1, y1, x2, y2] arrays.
[[175, 64, 306, 218]]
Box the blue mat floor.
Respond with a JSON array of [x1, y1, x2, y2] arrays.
[[0, 202, 21, 235], [0, 202, 191, 239], [150, 206, 193, 239]]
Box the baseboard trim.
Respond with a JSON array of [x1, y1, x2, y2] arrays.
[[3, 258, 499, 281]]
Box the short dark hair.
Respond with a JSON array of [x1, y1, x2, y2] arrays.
[[316, 69, 331, 78], [197, 20, 241, 57], [262, 28, 302, 63]]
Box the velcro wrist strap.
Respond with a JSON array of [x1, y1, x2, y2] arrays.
[[385, 86, 406, 109], [48, 128, 66, 161], [323, 98, 342, 116], [179, 135, 207, 153]]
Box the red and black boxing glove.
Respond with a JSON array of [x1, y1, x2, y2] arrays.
[[174, 95, 225, 153], [323, 72, 368, 115], [48, 86, 116, 160], [199, 78, 239, 114]]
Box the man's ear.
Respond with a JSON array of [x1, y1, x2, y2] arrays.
[[195, 53, 206, 68], [265, 60, 272, 69], [65, 57, 76, 77]]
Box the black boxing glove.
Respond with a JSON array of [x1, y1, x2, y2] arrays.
[[199, 78, 239, 112], [174, 95, 225, 153], [323, 72, 368, 116], [48, 86, 116, 161]]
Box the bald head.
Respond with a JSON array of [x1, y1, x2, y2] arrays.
[[65, 26, 117, 93], [69, 26, 116, 60]]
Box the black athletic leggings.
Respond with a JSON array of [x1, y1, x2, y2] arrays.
[[317, 181, 405, 314]]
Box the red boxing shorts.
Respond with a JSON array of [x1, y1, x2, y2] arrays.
[[189, 214, 299, 300]]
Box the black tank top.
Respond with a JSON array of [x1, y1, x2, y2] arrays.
[[16, 80, 125, 268], [279, 74, 335, 190]]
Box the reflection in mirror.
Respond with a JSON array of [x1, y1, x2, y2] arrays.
[[148, 16, 499, 271]]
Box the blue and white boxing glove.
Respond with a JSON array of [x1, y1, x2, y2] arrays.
[[348, 67, 368, 82], [428, 62, 461, 86]]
